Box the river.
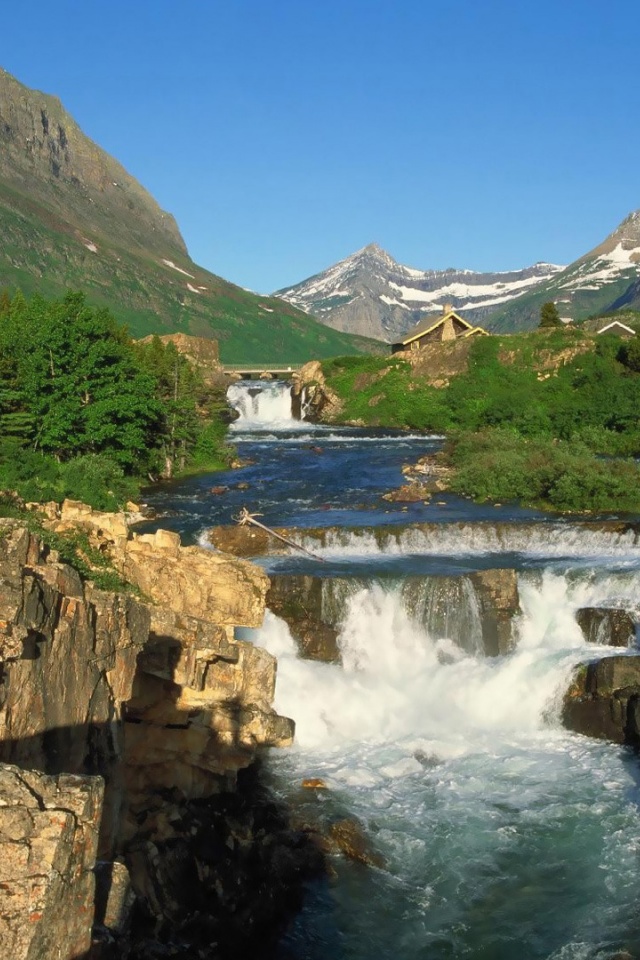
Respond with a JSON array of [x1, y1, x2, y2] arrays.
[[139, 380, 640, 960]]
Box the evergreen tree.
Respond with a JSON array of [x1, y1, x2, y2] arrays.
[[0, 292, 163, 467], [620, 338, 640, 373], [0, 291, 233, 503], [135, 337, 205, 477], [539, 301, 562, 328], [0, 289, 11, 317]]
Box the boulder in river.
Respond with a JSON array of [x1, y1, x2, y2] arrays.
[[575, 607, 637, 647], [301, 778, 328, 790], [327, 818, 385, 869], [562, 655, 640, 743], [209, 524, 296, 557], [470, 568, 520, 656], [382, 481, 432, 503]]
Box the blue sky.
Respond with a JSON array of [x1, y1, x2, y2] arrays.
[[3, 0, 640, 292]]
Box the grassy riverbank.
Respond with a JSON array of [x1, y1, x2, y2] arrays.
[[447, 430, 640, 514], [318, 331, 640, 514]]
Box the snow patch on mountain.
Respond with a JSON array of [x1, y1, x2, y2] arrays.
[[275, 243, 565, 339], [161, 258, 195, 279], [560, 242, 640, 292], [388, 270, 561, 305]]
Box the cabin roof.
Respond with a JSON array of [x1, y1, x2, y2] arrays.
[[596, 320, 636, 336], [392, 309, 488, 347]]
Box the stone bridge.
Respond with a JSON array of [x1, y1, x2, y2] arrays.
[[222, 364, 302, 379]]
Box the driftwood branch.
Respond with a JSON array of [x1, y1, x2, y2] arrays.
[[233, 507, 326, 562]]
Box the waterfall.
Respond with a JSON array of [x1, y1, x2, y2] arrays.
[[260, 567, 640, 753], [267, 574, 487, 659], [261, 568, 640, 957], [259, 575, 604, 752], [290, 521, 640, 560], [402, 575, 484, 656], [227, 379, 296, 426]]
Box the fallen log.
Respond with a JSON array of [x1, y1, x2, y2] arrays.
[[233, 508, 327, 562]]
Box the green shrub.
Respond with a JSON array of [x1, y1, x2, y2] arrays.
[[60, 455, 139, 511], [448, 429, 640, 513]]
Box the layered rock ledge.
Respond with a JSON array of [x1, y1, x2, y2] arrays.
[[0, 502, 313, 959]]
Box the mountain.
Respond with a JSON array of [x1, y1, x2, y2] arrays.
[[487, 211, 640, 331], [275, 243, 565, 340], [276, 213, 640, 338], [0, 68, 380, 363]]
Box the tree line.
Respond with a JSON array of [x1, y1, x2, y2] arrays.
[[0, 291, 233, 509]]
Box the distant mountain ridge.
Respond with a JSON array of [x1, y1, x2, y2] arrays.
[[276, 213, 640, 338], [275, 244, 564, 340], [0, 68, 378, 363]]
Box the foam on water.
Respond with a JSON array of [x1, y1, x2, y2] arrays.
[[257, 568, 640, 958], [260, 575, 604, 754], [299, 523, 640, 562]]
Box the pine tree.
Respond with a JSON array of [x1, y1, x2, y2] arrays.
[[539, 301, 562, 328]]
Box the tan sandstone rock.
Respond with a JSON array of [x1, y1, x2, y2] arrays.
[[121, 530, 269, 628], [292, 361, 345, 422], [0, 763, 103, 960], [0, 511, 297, 955]]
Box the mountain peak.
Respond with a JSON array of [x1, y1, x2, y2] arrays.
[[613, 208, 640, 243], [276, 245, 565, 340], [349, 242, 393, 260], [350, 242, 398, 269], [0, 67, 187, 258]]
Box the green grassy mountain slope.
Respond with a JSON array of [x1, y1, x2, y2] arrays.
[[0, 68, 381, 363]]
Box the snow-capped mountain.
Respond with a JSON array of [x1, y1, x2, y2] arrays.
[[274, 243, 564, 340], [275, 212, 640, 338], [550, 212, 640, 310], [486, 210, 640, 332]]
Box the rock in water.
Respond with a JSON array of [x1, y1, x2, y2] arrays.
[[562, 655, 640, 743], [575, 607, 636, 647], [328, 818, 385, 869]]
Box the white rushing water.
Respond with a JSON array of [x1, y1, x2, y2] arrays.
[[256, 568, 640, 959], [294, 523, 640, 562], [228, 380, 297, 429], [261, 571, 634, 754]]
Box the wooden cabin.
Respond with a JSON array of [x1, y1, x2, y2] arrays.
[[391, 305, 489, 354]]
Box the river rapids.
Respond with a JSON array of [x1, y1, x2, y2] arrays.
[[140, 380, 640, 960]]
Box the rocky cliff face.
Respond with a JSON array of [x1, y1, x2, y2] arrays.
[[0, 68, 186, 259], [0, 764, 103, 960], [0, 68, 371, 363], [0, 503, 312, 958]]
